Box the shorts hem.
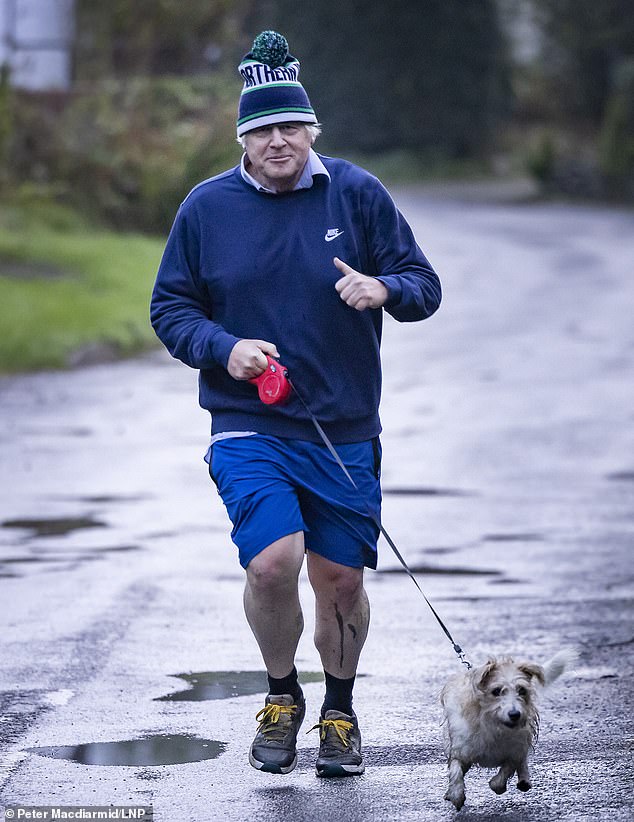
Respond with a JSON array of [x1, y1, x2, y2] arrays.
[[238, 526, 305, 570], [304, 545, 377, 571]]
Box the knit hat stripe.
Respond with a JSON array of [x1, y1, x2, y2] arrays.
[[238, 106, 316, 127]]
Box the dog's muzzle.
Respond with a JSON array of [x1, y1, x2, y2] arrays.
[[503, 709, 523, 727]]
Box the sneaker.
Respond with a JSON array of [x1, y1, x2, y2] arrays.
[[309, 709, 365, 777], [249, 693, 305, 774]]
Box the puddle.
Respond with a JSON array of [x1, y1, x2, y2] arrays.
[[382, 487, 473, 497], [606, 471, 634, 482], [96, 544, 141, 553], [1, 516, 107, 538], [46, 494, 148, 504], [82, 495, 147, 504], [155, 670, 324, 702], [2, 553, 104, 564], [378, 565, 502, 577], [1, 548, 137, 563], [19, 426, 93, 438], [28, 734, 226, 766], [0, 545, 141, 578], [0, 557, 47, 564], [482, 532, 544, 543]]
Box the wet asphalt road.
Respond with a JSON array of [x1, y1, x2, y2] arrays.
[[1, 191, 633, 821]]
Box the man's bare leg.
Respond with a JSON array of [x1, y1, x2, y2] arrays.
[[307, 551, 369, 679], [306, 550, 369, 776], [245, 532, 307, 774], [243, 532, 305, 677]]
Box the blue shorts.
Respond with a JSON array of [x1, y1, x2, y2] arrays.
[[208, 434, 382, 570]]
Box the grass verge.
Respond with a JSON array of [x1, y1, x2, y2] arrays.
[[0, 196, 164, 373]]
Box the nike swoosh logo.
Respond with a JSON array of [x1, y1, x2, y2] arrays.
[[325, 229, 344, 242]]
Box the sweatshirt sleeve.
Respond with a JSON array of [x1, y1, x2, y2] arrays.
[[150, 203, 240, 369], [366, 180, 442, 322]]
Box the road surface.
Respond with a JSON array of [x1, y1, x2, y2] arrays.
[[1, 190, 633, 821]]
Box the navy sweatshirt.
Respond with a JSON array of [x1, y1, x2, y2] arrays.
[[150, 155, 441, 443]]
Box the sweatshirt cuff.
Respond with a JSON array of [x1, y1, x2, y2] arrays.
[[211, 331, 242, 369], [376, 276, 402, 309]]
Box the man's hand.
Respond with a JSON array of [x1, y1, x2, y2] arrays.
[[227, 339, 279, 380], [334, 257, 389, 311]]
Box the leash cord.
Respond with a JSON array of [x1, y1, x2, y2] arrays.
[[288, 378, 472, 670]]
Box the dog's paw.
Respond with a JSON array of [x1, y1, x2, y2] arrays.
[[488, 776, 508, 795], [444, 789, 466, 811], [517, 779, 532, 792]]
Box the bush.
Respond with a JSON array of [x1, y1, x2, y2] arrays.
[[0, 65, 11, 187], [598, 60, 634, 198], [526, 131, 557, 184], [5, 75, 243, 233]]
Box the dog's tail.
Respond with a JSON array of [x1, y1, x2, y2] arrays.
[[543, 648, 578, 686]]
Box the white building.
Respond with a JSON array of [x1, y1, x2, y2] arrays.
[[0, 0, 75, 91]]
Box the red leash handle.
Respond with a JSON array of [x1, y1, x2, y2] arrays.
[[248, 355, 291, 405]]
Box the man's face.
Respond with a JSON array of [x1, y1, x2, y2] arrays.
[[243, 123, 313, 192]]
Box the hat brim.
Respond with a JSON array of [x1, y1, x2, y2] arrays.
[[237, 110, 318, 137]]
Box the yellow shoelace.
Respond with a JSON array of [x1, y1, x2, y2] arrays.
[[307, 718, 354, 747], [255, 703, 297, 735]]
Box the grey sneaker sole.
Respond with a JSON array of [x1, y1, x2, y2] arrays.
[[249, 750, 298, 775], [316, 761, 365, 778]]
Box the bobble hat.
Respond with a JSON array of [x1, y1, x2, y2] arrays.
[[237, 30, 318, 136]]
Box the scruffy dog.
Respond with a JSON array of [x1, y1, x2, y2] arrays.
[[440, 649, 576, 811]]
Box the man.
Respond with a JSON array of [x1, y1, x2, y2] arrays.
[[151, 30, 441, 778]]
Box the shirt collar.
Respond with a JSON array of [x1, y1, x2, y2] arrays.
[[240, 148, 330, 193]]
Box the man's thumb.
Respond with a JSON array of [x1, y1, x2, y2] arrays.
[[256, 340, 280, 359], [333, 256, 350, 274]]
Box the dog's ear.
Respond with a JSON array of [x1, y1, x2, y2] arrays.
[[474, 659, 498, 691], [517, 662, 546, 686]]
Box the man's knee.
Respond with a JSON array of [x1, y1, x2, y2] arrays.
[[309, 554, 365, 606], [246, 533, 304, 595]]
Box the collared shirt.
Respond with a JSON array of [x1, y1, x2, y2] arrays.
[[240, 148, 330, 193]]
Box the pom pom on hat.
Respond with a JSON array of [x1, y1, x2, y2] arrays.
[[236, 30, 317, 136], [251, 31, 289, 69]]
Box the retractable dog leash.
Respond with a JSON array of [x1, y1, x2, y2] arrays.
[[250, 356, 472, 670]]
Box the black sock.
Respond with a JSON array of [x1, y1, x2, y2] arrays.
[[267, 666, 303, 701], [321, 671, 355, 716]]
